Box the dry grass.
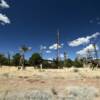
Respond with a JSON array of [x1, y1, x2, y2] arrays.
[[0, 66, 100, 100]]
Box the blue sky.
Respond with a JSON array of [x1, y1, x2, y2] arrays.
[[0, 0, 100, 60]]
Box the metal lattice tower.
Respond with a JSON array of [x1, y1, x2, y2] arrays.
[[90, 39, 99, 60]]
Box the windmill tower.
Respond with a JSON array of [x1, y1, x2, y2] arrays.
[[90, 39, 99, 60]]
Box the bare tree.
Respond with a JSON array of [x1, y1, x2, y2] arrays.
[[19, 45, 32, 70]]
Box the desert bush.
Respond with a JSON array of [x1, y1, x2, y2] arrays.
[[0, 73, 16, 78], [73, 60, 83, 68], [95, 76, 100, 79], [25, 90, 53, 100], [72, 68, 79, 73], [12, 53, 21, 66], [65, 86, 99, 100], [3, 90, 54, 100], [51, 88, 58, 95], [42, 60, 62, 69], [64, 59, 73, 68], [42, 61, 52, 69], [0, 54, 8, 66], [29, 53, 42, 67]]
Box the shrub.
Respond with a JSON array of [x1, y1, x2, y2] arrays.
[[73, 61, 83, 68], [29, 53, 42, 67], [65, 86, 99, 100]]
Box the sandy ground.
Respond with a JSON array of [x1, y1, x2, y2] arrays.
[[0, 66, 100, 100]]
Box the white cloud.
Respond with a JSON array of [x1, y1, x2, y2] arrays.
[[40, 45, 47, 50], [97, 22, 100, 25], [0, 0, 10, 9], [69, 37, 90, 47], [76, 44, 99, 55], [60, 53, 64, 58], [68, 32, 100, 47], [96, 17, 100, 21], [0, 13, 10, 24], [49, 43, 64, 50], [89, 20, 93, 23], [47, 58, 53, 60], [45, 50, 51, 53], [61, 43, 64, 46], [91, 32, 100, 38]]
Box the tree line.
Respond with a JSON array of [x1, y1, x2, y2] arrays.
[[0, 52, 85, 69]]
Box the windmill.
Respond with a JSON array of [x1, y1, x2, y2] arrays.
[[90, 39, 99, 60]]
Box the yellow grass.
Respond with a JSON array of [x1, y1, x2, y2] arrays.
[[0, 66, 100, 100], [0, 66, 100, 78]]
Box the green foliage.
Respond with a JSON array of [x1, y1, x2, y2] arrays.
[[29, 53, 42, 66], [12, 53, 21, 66], [42, 60, 63, 69], [52, 59, 64, 69], [0, 54, 8, 66], [24, 59, 29, 66], [0, 52, 84, 69], [73, 59, 83, 68], [58, 61, 64, 68], [42, 60, 52, 69], [64, 59, 73, 68], [20, 45, 30, 53]]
